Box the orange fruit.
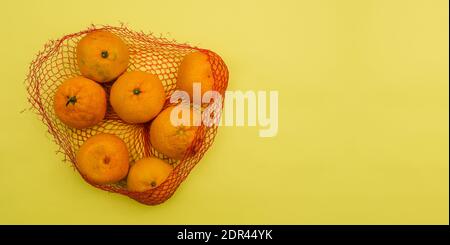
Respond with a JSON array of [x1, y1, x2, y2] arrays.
[[53, 76, 106, 129], [110, 71, 166, 124], [150, 105, 200, 160], [176, 51, 214, 101], [127, 157, 173, 192], [76, 133, 129, 185], [77, 30, 129, 83]]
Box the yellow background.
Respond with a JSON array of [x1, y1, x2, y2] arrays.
[[0, 0, 448, 224]]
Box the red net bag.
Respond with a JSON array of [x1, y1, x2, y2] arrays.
[[25, 25, 229, 205]]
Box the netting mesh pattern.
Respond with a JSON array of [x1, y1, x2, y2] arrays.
[[25, 25, 229, 205]]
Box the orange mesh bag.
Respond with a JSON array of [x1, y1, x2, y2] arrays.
[[25, 25, 229, 205]]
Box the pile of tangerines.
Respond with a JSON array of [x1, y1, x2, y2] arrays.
[[53, 30, 213, 192]]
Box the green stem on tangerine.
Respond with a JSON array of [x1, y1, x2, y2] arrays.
[[133, 88, 141, 95], [101, 50, 109, 58], [66, 96, 77, 106]]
